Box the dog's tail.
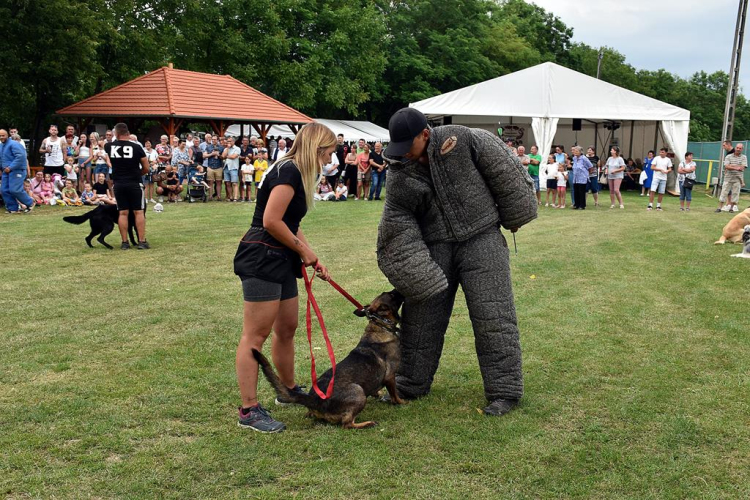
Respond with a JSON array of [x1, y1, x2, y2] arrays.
[[63, 211, 94, 225], [251, 349, 316, 408]]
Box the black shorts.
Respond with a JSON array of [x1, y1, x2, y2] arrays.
[[114, 183, 145, 211], [241, 274, 298, 302], [546, 179, 557, 190], [44, 166, 66, 177]]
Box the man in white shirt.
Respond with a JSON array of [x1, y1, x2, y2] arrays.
[[9, 128, 25, 150], [39, 124, 67, 177], [647, 147, 673, 211], [323, 150, 340, 188], [222, 136, 241, 201], [271, 139, 287, 162]]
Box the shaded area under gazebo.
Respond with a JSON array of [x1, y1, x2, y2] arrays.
[[56, 65, 313, 143]]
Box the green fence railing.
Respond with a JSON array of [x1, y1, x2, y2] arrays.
[[687, 141, 749, 191]]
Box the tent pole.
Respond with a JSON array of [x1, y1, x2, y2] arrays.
[[653, 123, 659, 151], [628, 120, 635, 158], [594, 122, 599, 155]]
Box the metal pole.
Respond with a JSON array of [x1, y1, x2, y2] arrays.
[[715, 0, 748, 196], [596, 48, 604, 79]]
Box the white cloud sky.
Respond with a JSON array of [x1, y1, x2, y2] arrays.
[[530, 0, 750, 89]]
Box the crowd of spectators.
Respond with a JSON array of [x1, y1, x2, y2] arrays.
[[1, 124, 394, 212], [5, 123, 746, 214], [511, 139, 745, 212]]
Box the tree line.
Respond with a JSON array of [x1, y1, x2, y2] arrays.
[[1, 0, 746, 153]]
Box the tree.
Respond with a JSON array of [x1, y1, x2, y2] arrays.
[[0, 0, 98, 153]]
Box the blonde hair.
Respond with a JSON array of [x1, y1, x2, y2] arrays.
[[275, 123, 336, 209]]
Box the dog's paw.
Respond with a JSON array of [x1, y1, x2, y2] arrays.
[[714, 240, 725, 245]]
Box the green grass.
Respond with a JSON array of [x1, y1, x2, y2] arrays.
[[1, 190, 748, 499]]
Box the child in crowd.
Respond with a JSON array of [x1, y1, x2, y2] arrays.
[[334, 177, 348, 201], [314, 177, 335, 201], [62, 179, 82, 206], [253, 149, 268, 192], [544, 154, 558, 207], [64, 156, 78, 184], [190, 165, 210, 189], [556, 163, 568, 209], [52, 173, 66, 204], [81, 182, 96, 205], [40, 173, 56, 205], [19, 180, 35, 210], [240, 157, 255, 202], [92, 172, 116, 205]]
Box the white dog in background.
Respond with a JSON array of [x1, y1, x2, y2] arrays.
[[731, 225, 750, 258]]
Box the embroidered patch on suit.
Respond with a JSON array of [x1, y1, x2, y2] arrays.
[[440, 136, 458, 155]]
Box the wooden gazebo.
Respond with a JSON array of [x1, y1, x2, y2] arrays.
[[56, 65, 313, 142]]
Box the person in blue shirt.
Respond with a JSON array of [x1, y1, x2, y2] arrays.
[[1, 129, 35, 213], [641, 150, 654, 196]]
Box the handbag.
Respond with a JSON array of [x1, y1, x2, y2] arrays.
[[234, 227, 302, 283], [682, 177, 696, 190]]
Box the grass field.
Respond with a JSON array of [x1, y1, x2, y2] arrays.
[[1, 189, 748, 499]]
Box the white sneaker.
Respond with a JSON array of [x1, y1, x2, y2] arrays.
[[149, 198, 156, 204], [610, 204, 615, 209], [731, 205, 739, 212], [545, 203, 549, 207], [158, 196, 164, 203], [721, 205, 731, 212], [620, 204, 625, 209]]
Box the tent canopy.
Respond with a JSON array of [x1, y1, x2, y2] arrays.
[[410, 62, 689, 122], [226, 119, 389, 143], [411, 62, 690, 191]]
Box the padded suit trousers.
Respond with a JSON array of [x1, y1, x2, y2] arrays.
[[396, 228, 524, 402]]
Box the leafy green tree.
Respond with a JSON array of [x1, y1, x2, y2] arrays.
[[0, 0, 98, 153]]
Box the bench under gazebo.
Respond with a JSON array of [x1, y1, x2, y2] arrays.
[[56, 64, 313, 143]]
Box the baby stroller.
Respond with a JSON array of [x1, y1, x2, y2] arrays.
[[186, 165, 207, 203]]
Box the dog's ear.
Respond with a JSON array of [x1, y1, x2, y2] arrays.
[[389, 289, 405, 303]]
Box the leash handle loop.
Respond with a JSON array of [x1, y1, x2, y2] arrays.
[[302, 264, 336, 400]]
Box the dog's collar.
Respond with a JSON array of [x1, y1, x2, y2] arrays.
[[365, 310, 400, 336]]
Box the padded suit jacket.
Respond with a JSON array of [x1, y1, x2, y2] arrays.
[[377, 125, 537, 302]]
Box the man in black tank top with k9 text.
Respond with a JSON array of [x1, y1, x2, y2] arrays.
[[105, 123, 150, 249]]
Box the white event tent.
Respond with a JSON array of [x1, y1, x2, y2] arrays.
[[410, 62, 690, 191], [226, 119, 388, 143]]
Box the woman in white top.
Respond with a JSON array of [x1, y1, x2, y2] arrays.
[[678, 151, 697, 211], [143, 140, 159, 203], [77, 133, 91, 190], [605, 146, 626, 209]]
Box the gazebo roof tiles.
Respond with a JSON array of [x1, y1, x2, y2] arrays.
[[57, 67, 312, 125]]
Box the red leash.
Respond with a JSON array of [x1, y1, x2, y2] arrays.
[[301, 264, 366, 400]]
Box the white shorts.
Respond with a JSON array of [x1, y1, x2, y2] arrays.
[[651, 178, 667, 194]]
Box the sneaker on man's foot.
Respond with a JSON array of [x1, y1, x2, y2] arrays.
[[238, 404, 285, 433], [656, 206, 663, 211], [136, 240, 150, 250], [275, 385, 307, 406], [120, 241, 131, 250], [482, 398, 520, 417], [721, 205, 731, 212], [647, 205, 653, 211], [731, 205, 739, 212]]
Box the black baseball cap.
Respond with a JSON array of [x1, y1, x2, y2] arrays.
[[385, 108, 428, 157]]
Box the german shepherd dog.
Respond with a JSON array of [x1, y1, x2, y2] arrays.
[[252, 290, 405, 429], [63, 205, 139, 249]]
